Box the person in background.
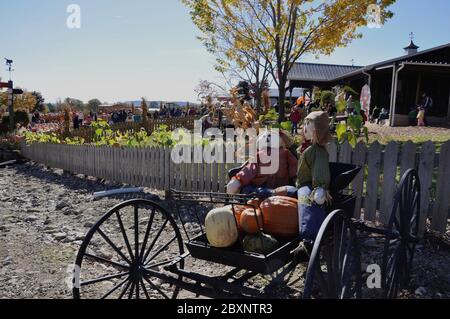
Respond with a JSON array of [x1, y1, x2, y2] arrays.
[[370, 106, 381, 123], [324, 102, 337, 117], [419, 92, 433, 126], [377, 108, 389, 125], [417, 107, 425, 127], [290, 105, 302, 135], [346, 95, 355, 115], [308, 99, 322, 113], [408, 106, 418, 126], [73, 113, 80, 129], [78, 112, 84, 126], [126, 112, 134, 123], [133, 113, 142, 123], [85, 113, 93, 126], [200, 111, 214, 134]]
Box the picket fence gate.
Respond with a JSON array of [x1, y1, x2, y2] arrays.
[[21, 140, 450, 235]]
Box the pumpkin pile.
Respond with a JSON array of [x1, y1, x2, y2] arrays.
[[204, 196, 299, 255]]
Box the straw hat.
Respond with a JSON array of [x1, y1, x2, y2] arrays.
[[305, 111, 331, 146]]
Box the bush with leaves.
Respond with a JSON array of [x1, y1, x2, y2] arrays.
[[335, 115, 369, 147]]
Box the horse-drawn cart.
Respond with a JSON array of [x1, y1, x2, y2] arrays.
[[72, 163, 421, 299]]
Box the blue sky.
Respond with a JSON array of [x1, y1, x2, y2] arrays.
[[0, 0, 449, 103]]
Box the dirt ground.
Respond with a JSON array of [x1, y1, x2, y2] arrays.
[[1, 162, 449, 299]]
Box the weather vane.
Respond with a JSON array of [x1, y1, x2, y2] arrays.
[[4, 58, 14, 81], [409, 32, 415, 42]]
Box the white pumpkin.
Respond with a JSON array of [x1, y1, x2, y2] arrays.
[[205, 207, 239, 248]]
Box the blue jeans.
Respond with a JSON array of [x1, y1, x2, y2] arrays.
[[241, 185, 298, 199], [298, 186, 326, 241], [291, 122, 299, 135]]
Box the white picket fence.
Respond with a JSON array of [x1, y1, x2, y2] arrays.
[[21, 140, 450, 235]]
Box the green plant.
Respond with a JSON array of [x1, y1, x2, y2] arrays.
[[259, 109, 278, 124], [336, 114, 369, 147], [320, 91, 336, 107]]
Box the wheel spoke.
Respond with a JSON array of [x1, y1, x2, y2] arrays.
[[81, 271, 130, 287], [115, 211, 135, 262], [146, 258, 177, 269], [97, 228, 132, 265], [139, 207, 156, 261], [100, 277, 130, 299], [140, 279, 151, 299], [135, 277, 140, 300], [143, 274, 170, 299], [145, 236, 177, 266], [84, 253, 129, 270], [118, 278, 133, 299], [142, 218, 169, 262], [134, 205, 139, 262], [128, 281, 136, 299]]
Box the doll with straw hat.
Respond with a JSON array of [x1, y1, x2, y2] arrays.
[[296, 111, 332, 241]]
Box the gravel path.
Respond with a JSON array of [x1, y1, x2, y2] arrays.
[[1, 163, 449, 299]]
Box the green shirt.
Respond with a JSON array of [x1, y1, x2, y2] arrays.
[[296, 144, 330, 189]]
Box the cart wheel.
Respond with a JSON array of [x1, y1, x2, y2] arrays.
[[303, 210, 362, 299], [73, 199, 184, 299], [382, 169, 421, 299]]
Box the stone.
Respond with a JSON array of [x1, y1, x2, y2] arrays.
[[25, 215, 39, 222], [56, 201, 69, 210], [53, 232, 67, 241], [98, 249, 114, 260], [84, 222, 94, 228], [2, 256, 12, 266], [74, 233, 85, 241]]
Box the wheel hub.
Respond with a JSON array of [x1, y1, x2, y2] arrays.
[[130, 262, 145, 281]]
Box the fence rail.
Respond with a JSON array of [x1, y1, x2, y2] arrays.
[[21, 140, 450, 235]]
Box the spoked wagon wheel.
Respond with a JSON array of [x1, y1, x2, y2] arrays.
[[73, 200, 185, 299], [303, 210, 362, 299], [382, 169, 421, 299]]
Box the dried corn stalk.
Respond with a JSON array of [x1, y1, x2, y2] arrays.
[[221, 88, 260, 131], [262, 89, 270, 115]]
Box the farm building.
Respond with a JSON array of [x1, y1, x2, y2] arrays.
[[287, 41, 450, 126]]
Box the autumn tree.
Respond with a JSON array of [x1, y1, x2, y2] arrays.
[[0, 91, 37, 113], [87, 98, 102, 113], [183, 0, 395, 122], [31, 91, 45, 112]]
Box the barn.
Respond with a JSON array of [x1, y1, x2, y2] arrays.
[[287, 41, 450, 126]]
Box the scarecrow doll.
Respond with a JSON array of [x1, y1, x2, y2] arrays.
[[227, 130, 298, 199], [296, 111, 332, 241]]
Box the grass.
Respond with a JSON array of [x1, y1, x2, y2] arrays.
[[368, 134, 450, 152]]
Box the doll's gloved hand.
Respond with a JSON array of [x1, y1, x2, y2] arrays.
[[312, 187, 327, 206], [227, 178, 242, 195]]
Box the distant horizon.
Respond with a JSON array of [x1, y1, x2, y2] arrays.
[[1, 0, 449, 104]]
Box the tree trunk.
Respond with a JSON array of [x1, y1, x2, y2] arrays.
[[278, 80, 286, 123], [255, 87, 263, 115]]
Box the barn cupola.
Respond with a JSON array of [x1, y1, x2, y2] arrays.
[[404, 33, 419, 55]]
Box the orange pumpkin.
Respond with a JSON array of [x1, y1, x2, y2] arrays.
[[224, 205, 247, 231], [240, 208, 264, 235], [247, 198, 262, 208], [260, 196, 299, 238]]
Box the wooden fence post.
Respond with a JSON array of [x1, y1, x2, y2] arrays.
[[365, 142, 382, 221], [352, 142, 367, 219], [432, 141, 450, 234], [380, 141, 399, 225], [418, 141, 435, 236]]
